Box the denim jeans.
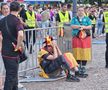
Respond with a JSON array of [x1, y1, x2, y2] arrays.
[[97, 19, 104, 35]]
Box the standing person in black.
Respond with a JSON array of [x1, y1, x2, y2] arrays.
[[19, 4, 26, 21], [0, 2, 24, 90]]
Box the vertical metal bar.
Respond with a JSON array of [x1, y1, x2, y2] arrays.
[[72, 0, 77, 17], [23, 30, 30, 76]]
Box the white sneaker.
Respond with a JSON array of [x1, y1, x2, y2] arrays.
[[18, 83, 24, 88], [103, 33, 106, 36], [99, 34, 103, 37], [99, 34, 105, 37]]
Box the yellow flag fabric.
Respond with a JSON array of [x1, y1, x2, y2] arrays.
[[103, 11, 108, 33], [64, 52, 78, 69], [38, 48, 49, 78]]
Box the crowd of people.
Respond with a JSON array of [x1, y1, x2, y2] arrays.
[[0, 1, 108, 90], [0, 2, 107, 38], [16, 3, 107, 37]]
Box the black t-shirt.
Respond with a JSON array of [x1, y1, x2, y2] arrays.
[[19, 9, 26, 20], [0, 14, 24, 57], [56, 11, 71, 22], [42, 54, 50, 60]]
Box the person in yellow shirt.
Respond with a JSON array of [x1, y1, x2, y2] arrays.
[[103, 8, 108, 68], [56, 3, 71, 37], [23, 4, 37, 53]]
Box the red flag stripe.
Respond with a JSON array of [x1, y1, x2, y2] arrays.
[[72, 36, 91, 48]]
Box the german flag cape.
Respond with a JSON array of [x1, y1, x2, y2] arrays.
[[38, 48, 49, 78], [64, 52, 78, 69], [72, 36, 91, 61]]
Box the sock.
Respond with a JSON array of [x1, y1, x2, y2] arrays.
[[74, 67, 79, 72]]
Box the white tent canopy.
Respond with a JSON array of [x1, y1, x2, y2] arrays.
[[24, 0, 62, 1]]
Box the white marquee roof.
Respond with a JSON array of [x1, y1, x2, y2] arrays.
[[24, 0, 61, 1]]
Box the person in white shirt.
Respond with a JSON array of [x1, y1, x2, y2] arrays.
[[0, 3, 10, 20], [0, 3, 10, 76]]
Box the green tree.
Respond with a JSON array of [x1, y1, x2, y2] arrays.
[[89, 0, 94, 4], [65, 0, 72, 3], [89, 0, 102, 6], [83, 0, 89, 4], [98, 0, 102, 6], [65, 0, 68, 3]]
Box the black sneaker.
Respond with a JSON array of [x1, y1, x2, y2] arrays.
[[66, 75, 80, 82], [78, 67, 86, 74], [75, 71, 88, 78], [105, 65, 108, 68]]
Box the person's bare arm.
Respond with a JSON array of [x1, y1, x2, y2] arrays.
[[46, 43, 58, 60], [15, 30, 24, 51], [46, 46, 58, 60], [18, 16, 27, 27], [53, 41, 62, 56], [72, 25, 92, 31], [71, 25, 81, 29], [56, 46, 62, 56], [81, 25, 92, 30]]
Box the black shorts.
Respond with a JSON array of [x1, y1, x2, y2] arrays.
[[41, 56, 63, 74]]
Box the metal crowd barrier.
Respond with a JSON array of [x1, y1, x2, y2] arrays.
[[0, 24, 71, 89], [0, 26, 72, 77], [18, 26, 72, 77], [0, 24, 94, 78]]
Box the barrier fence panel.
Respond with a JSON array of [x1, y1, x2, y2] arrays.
[[0, 26, 72, 79], [18, 26, 72, 77], [0, 20, 105, 77]]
